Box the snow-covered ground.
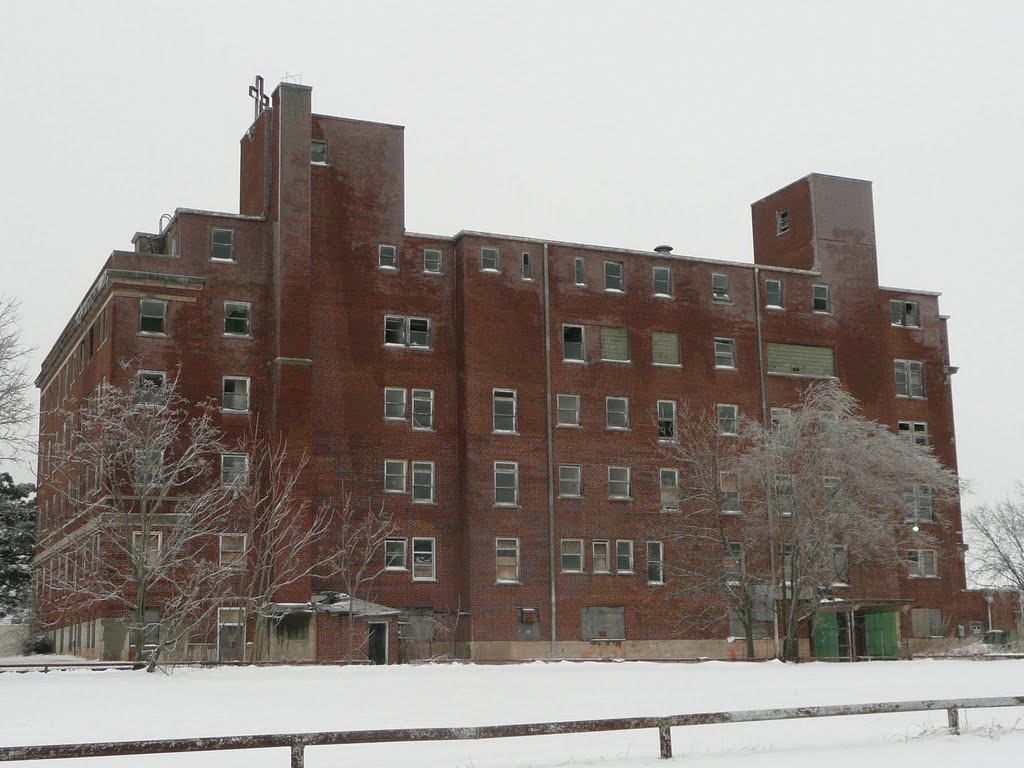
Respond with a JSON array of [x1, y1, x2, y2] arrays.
[[2, 659, 1023, 767]]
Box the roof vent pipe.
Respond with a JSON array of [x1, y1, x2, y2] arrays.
[[654, 245, 673, 254]]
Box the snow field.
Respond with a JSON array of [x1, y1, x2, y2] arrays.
[[1, 659, 1023, 767]]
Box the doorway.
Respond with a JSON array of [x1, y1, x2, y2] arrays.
[[367, 622, 388, 665]]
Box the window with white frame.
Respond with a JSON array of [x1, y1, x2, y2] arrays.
[[600, 327, 630, 362], [132, 531, 161, 567], [908, 549, 937, 578], [832, 545, 849, 584], [384, 538, 407, 570], [765, 279, 783, 308], [563, 324, 585, 362], [894, 360, 925, 399], [714, 338, 736, 369], [775, 474, 794, 516], [310, 140, 328, 164], [557, 394, 581, 426], [423, 248, 442, 274], [652, 331, 681, 367], [813, 283, 831, 313], [224, 302, 251, 336], [493, 389, 517, 433], [890, 299, 920, 327], [647, 541, 664, 584], [384, 316, 432, 348], [657, 400, 676, 441], [561, 539, 584, 573], [411, 461, 435, 503], [604, 260, 624, 291], [898, 420, 929, 446], [384, 387, 407, 420], [522, 253, 533, 280], [616, 540, 634, 573], [781, 543, 795, 584], [724, 542, 744, 584], [720, 472, 740, 513], [593, 540, 611, 573], [412, 389, 434, 430], [660, 468, 679, 511], [717, 404, 738, 436], [559, 465, 582, 497], [606, 397, 629, 429], [496, 538, 520, 583], [379, 244, 398, 270], [412, 538, 436, 581], [222, 376, 250, 412], [608, 466, 631, 499], [653, 266, 672, 297], [904, 484, 934, 523], [384, 460, 407, 493], [221, 454, 248, 489], [776, 210, 790, 235], [494, 462, 518, 505], [211, 228, 235, 261], [481, 247, 500, 271], [136, 371, 166, 405], [139, 299, 167, 335], [574, 257, 586, 286], [712, 273, 731, 303], [219, 534, 246, 569]]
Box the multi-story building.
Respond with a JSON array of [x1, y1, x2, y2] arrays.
[[33, 80, 985, 662]]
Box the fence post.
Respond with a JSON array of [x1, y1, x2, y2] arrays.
[[290, 742, 304, 767], [947, 706, 960, 736], [658, 722, 672, 759]]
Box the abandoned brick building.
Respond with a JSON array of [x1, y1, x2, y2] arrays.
[[32, 80, 995, 663]]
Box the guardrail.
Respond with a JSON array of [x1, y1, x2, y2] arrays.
[[2, 696, 1021, 765]]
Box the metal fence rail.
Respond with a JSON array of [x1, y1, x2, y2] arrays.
[[1, 695, 1022, 765]]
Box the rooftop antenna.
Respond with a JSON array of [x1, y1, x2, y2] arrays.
[[282, 72, 303, 85]]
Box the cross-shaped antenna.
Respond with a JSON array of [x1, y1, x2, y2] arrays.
[[248, 75, 270, 121]]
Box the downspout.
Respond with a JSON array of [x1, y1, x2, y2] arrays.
[[752, 265, 780, 658], [542, 243, 558, 658]]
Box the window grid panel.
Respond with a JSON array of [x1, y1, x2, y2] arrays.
[[384, 460, 407, 493], [496, 538, 520, 583], [378, 244, 398, 269], [411, 389, 434, 430], [714, 338, 736, 369], [616, 540, 634, 573], [609, 466, 631, 499], [604, 261, 624, 291], [557, 394, 581, 426], [494, 462, 519, 505], [653, 266, 673, 297], [493, 390, 517, 433], [411, 462, 435, 503], [606, 397, 630, 429], [560, 539, 584, 573], [559, 465, 582, 497], [384, 387, 407, 420]]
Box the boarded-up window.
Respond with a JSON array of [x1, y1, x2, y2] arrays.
[[601, 327, 630, 362], [582, 606, 625, 640], [911, 608, 943, 638], [652, 332, 680, 366], [767, 343, 835, 378]]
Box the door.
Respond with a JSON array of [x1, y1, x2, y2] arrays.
[[367, 622, 388, 665], [218, 608, 245, 662]]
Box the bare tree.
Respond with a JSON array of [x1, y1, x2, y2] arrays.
[[329, 492, 395, 662], [966, 483, 1024, 591], [737, 382, 960, 660], [656, 403, 766, 659], [230, 430, 333, 661], [45, 370, 235, 667], [0, 296, 33, 465]]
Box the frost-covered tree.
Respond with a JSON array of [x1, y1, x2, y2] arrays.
[[46, 370, 236, 667], [0, 296, 33, 465], [0, 473, 35, 619], [737, 382, 960, 660], [966, 484, 1024, 591]]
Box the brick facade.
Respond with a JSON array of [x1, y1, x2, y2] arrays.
[[32, 81, 985, 662]]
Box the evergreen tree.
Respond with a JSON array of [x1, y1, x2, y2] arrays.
[[0, 472, 35, 619]]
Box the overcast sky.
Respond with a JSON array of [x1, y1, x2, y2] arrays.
[[1, 1, 1021, 512]]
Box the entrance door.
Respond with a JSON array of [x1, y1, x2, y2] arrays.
[[218, 608, 245, 662], [367, 622, 388, 665]]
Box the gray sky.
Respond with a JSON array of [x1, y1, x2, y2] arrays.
[[1, 1, 1021, 512]]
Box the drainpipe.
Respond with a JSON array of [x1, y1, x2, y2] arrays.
[[752, 265, 780, 659], [542, 243, 558, 658]]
